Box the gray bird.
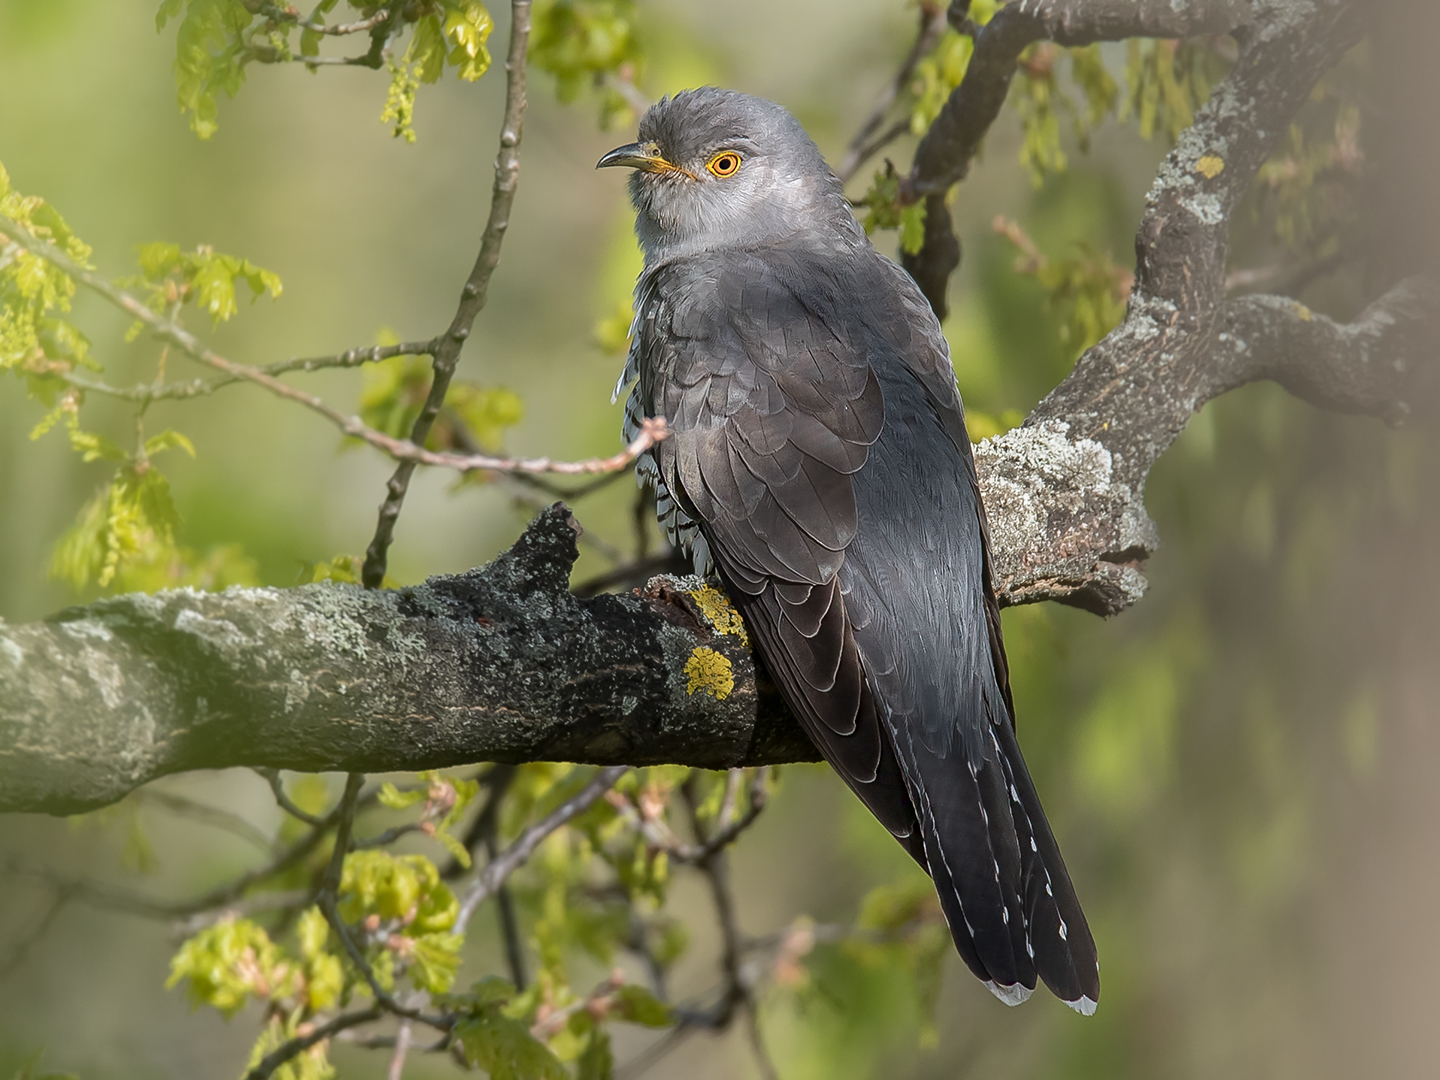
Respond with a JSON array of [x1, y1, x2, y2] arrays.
[[599, 87, 1099, 1014]]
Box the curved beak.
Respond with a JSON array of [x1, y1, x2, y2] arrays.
[[596, 141, 688, 175]]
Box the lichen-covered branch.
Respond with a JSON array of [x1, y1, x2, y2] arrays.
[[980, 276, 1438, 615], [0, 507, 814, 815], [2, 0, 1436, 818], [971, 0, 1383, 615], [899, 0, 1251, 314]]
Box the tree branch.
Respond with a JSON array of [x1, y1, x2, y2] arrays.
[[899, 0, 1251, 315], [362, 0, 534, 587], [0, 507, 812, 815], [1, 0, 1435, 820]]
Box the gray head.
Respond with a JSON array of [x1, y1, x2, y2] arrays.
[[597, 87, 861, 263]]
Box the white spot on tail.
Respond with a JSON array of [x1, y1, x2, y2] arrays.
[[1067, 995, 1098, 1017], [1059, 919, 1068, 941], [983, 980, 1034, 1007]]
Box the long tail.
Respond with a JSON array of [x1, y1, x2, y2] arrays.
[[890, 711, 1100, 1014]]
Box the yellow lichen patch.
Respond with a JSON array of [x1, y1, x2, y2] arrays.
[[1195, 154, 1225, 179], [684, 647, 734, 700], [688, 585, 749, 646], [1291, 301, 1313, 322]]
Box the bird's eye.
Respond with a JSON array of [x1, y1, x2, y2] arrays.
[[706, 152, 741, 178]]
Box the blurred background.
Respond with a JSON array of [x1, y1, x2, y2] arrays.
[[2, 0, 1438, 1077]]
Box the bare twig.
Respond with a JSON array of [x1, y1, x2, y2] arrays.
[[135, 788, 273, 852], [61, 341, 431, 404], [313, 773, 442, 1027], [3, 220, 667, 481], [362, 0, 536, 588], [387, 1019, 414, 1080], [0, 888, 69, 980], [254, 767, 328, 828], [836, 1, 949, 183], [244, 1007, 384, 1080], [455, 765, 630, 931]]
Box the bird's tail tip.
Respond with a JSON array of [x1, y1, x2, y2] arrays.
[[1064, 994, 1098, 1017], [983, 980, 1034, 1007]]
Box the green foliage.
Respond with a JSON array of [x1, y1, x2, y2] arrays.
[[531, 0, 643, 128], [157, 0, 255, 139], [1121, 39, 1225, 145], [452, 979, 570, 1080], [908, 29, 976, 135], [357, 341, 523, 454], [378, 770, 484, 868], [1012, 44, 1119, 186], [994, 215, 1130, 359], [0, 163, 95, 390], [131, 240, 282, 326], [856, 165, 927, 256], [246, 1016, 337, 1080], [166, 917, 293, 1017], [1255, 103, 1362, 257], [157, 0, 495, 140]]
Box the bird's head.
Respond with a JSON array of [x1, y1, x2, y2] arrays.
[[598, 87, 858, 262]]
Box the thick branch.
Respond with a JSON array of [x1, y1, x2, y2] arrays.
[[900, 0, 1251, 314], [0, 507, 814, 815]]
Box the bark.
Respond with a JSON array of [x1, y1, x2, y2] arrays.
[[1, 0, 1436, 814], [0, 507, 813, 815]]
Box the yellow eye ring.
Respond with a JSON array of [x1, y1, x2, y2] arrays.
[[706, 152, 742, 178]]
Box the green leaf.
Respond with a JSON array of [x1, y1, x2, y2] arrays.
[[612, 984, 671, 1027], [143, 429, 197, 459], [166, 918, 294, 1017], [576, 1027, 614, 1080], [434, 827, 473, 869], [409, 14, 449, 84], [443, 1, 494, 81], [455, 1010, 569, 1080], [378, 781, 427, 810], [136, 241, 183, 281], [167, 0, 256, 139], [338, 850, 458, 931], [67, 428, 129, 464], [531, 0, 641, 117], [408, 931, 463, 993]]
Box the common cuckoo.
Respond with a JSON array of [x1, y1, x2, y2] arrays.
[[600, 88, 1099, 1014]]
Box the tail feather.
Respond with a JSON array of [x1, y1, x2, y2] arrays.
[[991, 716, 1100, 1012], [887, 704, 1098, 1012], [892, 719, 1037, 1003]]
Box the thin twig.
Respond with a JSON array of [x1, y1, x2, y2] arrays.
[[362, 0, 536, 588], [606, 768, 769, 866], [63, 342, 431, 404], [455, 765, 630, 931], [0, 224, 663, 481], [0, 888, 69, 980], [254, 767, 328, 828], [244, 1006, 384, 1080], [387, 1019, 413, 1080], [836, 1, 948, 183], [135, 788, 274, 852], [314, 774, 439, 1025]]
